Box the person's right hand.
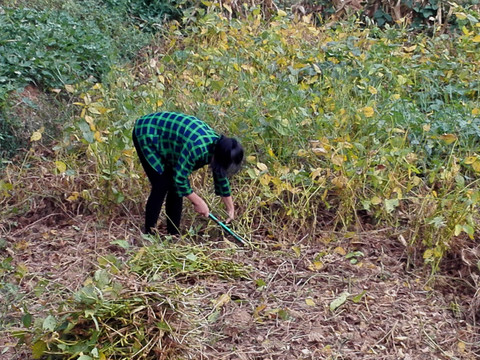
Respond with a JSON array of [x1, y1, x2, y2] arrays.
[[186, 192, 209, 217], [193, 199, 209, 217]]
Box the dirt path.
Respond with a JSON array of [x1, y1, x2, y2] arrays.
[[1, 214, 478, 359]]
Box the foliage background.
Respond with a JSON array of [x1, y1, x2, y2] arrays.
[[1, 0, 480, 358], [1, 0, 480, 267]]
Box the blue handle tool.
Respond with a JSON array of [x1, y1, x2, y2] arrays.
[[208, 213, 248, 246]]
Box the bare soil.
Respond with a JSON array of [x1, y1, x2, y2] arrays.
[[1, 210, 479, 360]]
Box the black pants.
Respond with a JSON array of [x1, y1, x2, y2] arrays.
[[132, 131, 183, 235]]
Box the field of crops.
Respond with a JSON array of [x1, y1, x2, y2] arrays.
[[1, 1, 480, 359]]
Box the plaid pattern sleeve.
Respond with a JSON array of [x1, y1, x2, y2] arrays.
[[134, 112, 232, 197], [213, 172, 231, 197]]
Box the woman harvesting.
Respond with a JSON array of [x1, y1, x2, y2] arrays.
[[132, 111, 244, 235]]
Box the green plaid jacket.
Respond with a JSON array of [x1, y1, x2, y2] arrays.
[[133, 112, 231, 197]]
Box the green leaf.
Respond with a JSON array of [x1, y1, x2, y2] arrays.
[[330, 292, 349, 312], [78, 355, 93, 360], [384, 198, 399, 213], [278, 309, 289, 320], [463, 224, 475, 237], [352, 290, 367, 303], [74, 285, 98, 305], [110, 239, 130, 249], [345, 251, 364, 259], [256, 278, 266, 289], [31, 340, 47, 359], [94, 269, 110, 288], [156, 321, 173, 332], [454, 224, 463, 237], [42, 315, 57, 332], [22, 313, 32, 328], [186, 253, 198, 262], [207, 309, 221, 323]]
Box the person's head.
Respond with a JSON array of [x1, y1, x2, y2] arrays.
[[211, 135, 244, 177]]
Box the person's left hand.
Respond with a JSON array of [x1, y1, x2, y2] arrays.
[[222, 196, 235, 223]]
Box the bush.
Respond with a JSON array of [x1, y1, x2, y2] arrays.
[[0, 8, 115, 93], [0, 1, 154, 161]]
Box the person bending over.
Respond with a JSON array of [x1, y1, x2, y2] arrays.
[[132, 111, 244, 235]]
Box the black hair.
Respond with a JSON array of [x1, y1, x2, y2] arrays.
[[210, 135, 244, 178]]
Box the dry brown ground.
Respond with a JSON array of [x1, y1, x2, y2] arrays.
[[1, 211, 479, 360]]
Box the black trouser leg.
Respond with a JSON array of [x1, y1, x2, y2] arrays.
[[165, 186, 183, 235], [144, 183, 167, 234], [133, 131, 183, 235]]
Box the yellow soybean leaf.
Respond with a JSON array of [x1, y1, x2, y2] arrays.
[[310, 168, 323, 181], [423, 249, 434, 260], [67, 192, 80, 202], [259, 174, 271, 186], [305, 298, 316, 306], [403, 45, 417, 52], [474, 35, 480, 43], [88, 106, 101, 115], [472, 160, 480, 172], [331, 176, 347, 188], [85, 115, 96, 131], [331, 154, 344, 166], [55, 161, 67, 173], [85, 115, 94, 125], [257, 162, 268, 172], [464, 156, 478, 164], [223, 3, 232, 13], [246, 155, 256, 163], [462, 26, 471, 36], [291, 245, 301, 257], [297, 149, 309, 157], [397, 75, 408, 85], [214, 293, 231, 309], [122, 149, 134, 157], [371, 196, 382, 205], [65, 84, 75, 93], [334, 246, 346, 256], [312, 147, 327, 156], [439, 134, 458, 144], [472, 108, 479, 115], [368, 86, 377, 95], [30, 131, 42, 142], [308, 261, 324, 271], [94, 131, 103, 143], [362, 106, 374, 117], [412, 176, 422, 186]]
